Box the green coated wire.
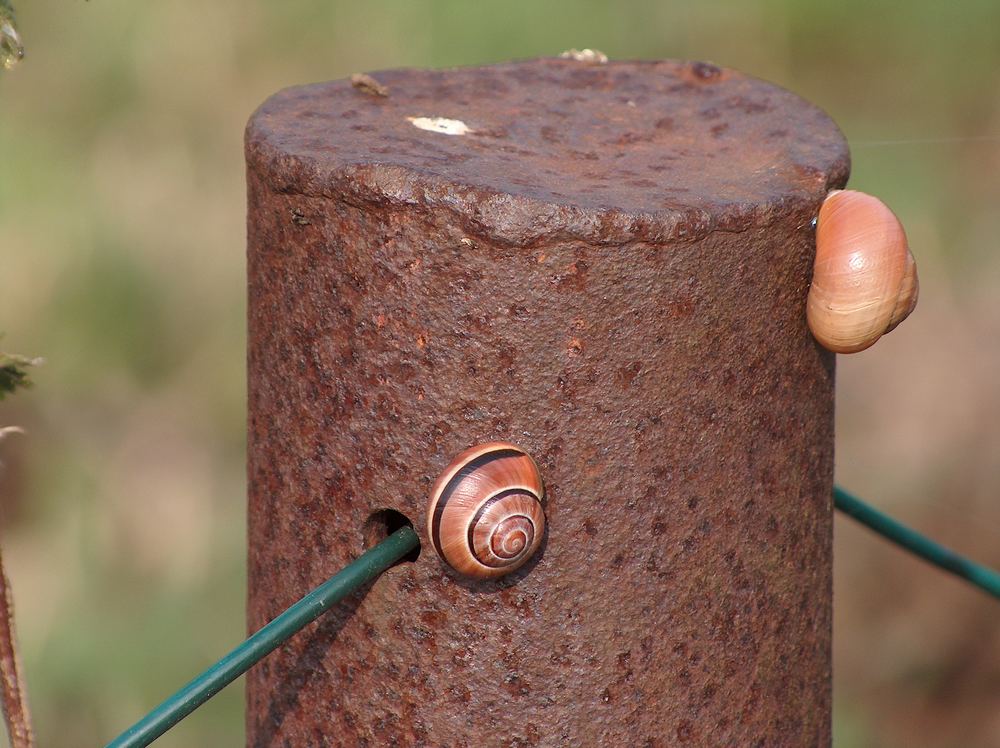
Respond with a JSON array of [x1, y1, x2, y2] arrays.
[[834, 485, 1000, 600], [105, 525, 420, 748], [105, 487, 1000, 747]]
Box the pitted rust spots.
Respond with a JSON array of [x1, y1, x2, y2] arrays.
[[246, 57, 848, 247], [247, 58, 841, 746]]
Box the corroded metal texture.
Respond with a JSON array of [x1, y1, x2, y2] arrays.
[[245, 58, 848, 746]]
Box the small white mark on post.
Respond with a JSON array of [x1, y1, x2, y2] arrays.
[[559, 48, 609, 64], [407, 116, 472, 135]]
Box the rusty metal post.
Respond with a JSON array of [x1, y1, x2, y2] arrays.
[[245, 58, 848, 746]]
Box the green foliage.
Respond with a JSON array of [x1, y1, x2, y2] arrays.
[[0, 346, 37, 401]]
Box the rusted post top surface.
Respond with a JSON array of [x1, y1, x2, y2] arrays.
[[246, 58, 849, 247], [246, 58, 846, 747]]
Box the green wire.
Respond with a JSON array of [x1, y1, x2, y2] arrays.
[[105, 525, 420, 748], [834, 485, 1000, 600], [105, 487, 1000, 747]]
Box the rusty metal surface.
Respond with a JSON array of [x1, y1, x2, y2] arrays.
[[245, 58, 848, 746]]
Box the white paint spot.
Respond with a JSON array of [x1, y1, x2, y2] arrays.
[[559, 48, 609, 64], [407, 116, 472, 136]]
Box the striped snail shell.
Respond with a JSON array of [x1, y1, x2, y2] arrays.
[[807, 189, 919, 354], [427, 442, 545, 580]]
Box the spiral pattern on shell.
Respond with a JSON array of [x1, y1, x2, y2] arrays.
[[807, 189, 919, 354], [427, 442, 546, 579]]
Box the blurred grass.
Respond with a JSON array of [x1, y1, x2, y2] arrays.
[[0, 1, 999, 746]]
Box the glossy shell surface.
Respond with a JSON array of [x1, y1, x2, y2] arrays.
[[427, 442, 545, 579], [807, 189, 918, 353]]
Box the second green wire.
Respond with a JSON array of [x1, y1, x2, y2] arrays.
[[834, 485, 1000, 599]]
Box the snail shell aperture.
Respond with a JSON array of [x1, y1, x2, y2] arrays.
[[427, 442, 545, 580], [807, 189, 919, 354]]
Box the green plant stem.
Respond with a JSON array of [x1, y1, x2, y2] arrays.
[[104, 526, 420, 748], [834, 485, 1000, 600]]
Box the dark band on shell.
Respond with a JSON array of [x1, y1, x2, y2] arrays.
[[427, 442, 545, 579]]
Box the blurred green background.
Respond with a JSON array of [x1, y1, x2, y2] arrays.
[[1, 1, 999, 745]]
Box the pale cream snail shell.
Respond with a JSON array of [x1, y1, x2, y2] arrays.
[[426, 442, 545, 580], [807, 189, 918, 353]]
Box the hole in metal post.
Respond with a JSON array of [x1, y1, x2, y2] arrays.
[[362, 509, 420, 564]]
